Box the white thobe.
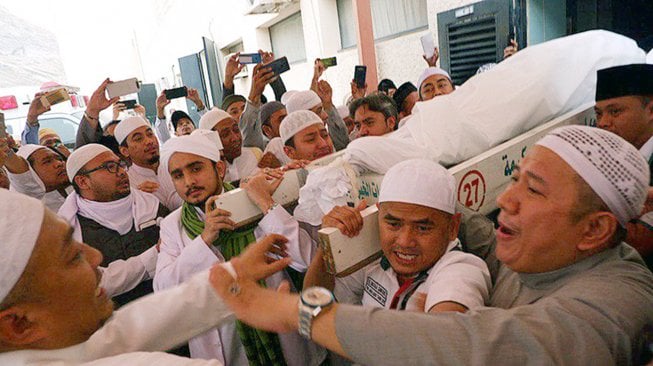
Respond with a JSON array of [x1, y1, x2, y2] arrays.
[[154, 205, 324, 365], [128, 163, 183, 211], [8, 168, 72, 212], [224, 148, 260, 183], [0, 269, 231, 366]]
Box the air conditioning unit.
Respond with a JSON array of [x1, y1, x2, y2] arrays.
[[245, 0, 294, 15]]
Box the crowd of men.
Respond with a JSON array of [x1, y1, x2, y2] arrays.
[[0, 38, 652, 366]]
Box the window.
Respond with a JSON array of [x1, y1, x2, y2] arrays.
[[337, 0, 428, 48], [269, 12, 306, 64], [40, 116, 80, 149]]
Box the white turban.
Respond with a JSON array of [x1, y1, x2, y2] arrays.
[[379, 159, 456, 214], [16, 144, 46, 160], [159, 133, 222, 190], [66, 144, 113, 181], [280, 90, 298, 105], [0, 189, 45, 303], [536, 125, 650, 226], [199, 109, 232, 131], [417, 67, 452, 90], [285, 90, 321, 113], [280, 110, 323, 144], [114, 116, 150, 145], [337, 105, 350, 119]]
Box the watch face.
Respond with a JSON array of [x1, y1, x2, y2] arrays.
[[302, 287, 334, 307]]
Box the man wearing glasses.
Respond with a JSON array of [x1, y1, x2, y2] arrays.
[[58, 143, 169, 307]]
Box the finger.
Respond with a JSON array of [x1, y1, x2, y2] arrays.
[[267, 246, 288, 258], [207, 207, 232, 218], [264, 257, 292, 276], [356, 199, 367, 212], [213, 222, 236, 231], [269, 176, 284, 191], [205, 195, 218, 213]]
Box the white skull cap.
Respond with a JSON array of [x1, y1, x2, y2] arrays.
[[536, 125, 649, 226], [199, 109, 232, 131], [0, 189, 45, 303], [114, 116, 150, 144], [285, 90, 322, 113], [280, 110, 324, 144], [66, 143, 113, 181], [379, 159, 456, 214]]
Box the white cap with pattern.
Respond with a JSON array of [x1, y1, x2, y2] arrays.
[[536, 125, 650, 226], [280, 110, 323, 144], [285, 90, 322, 113], [114, 116, 150, 145], [199, 109, 232, 131], [66, 144, 113, 181]]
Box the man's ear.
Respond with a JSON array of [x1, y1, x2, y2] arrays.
[[0, 307, 46, 348], [283, 146, 296, 160], [261, 125, 273, 140], [215, 160, 227, 181], [118, 145, 130, 159], [386, 116, 397, 131], [576, 211, 618, 252], [73, 174, 90, 191], [448, 213, 462, 242]]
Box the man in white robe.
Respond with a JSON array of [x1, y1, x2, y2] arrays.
[[154, 132, 324, 365], [114, 116, 183, 210]]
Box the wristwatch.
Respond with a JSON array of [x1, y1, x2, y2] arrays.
[[298, 286, 334, 339]]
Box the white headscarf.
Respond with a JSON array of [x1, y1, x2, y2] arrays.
[[0, 189, 44, 302], [280, 110, 323, 144], [114, 116, 150, 145], [536, 125, 649, 226], [379, 159, 456, 214], [15, 144, 48, 191]]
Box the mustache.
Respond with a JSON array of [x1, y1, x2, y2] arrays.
[[185, 185, 205, 196]]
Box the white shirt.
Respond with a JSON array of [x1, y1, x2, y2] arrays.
[[224, 148, 260, 183], [334, 240, 491, 312], [128, 163, 183, 211], [8, 168, 72, 212], [263, 137, 292, 166], [640, 134, 653, 162], [0, 269, 230, 366], [154, 205, 324, 365]]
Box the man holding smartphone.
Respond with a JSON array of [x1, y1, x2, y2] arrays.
[[154, 87, 207, 143]]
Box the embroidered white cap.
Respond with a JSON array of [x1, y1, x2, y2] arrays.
[[285, 90, 322, 113], [280, 110, 324, 144], [536, 125, 649, 226]]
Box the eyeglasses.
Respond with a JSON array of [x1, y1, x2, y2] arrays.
[[80, 160, 129, 175]]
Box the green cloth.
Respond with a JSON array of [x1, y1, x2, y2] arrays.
[[181, 183, 287, 366]]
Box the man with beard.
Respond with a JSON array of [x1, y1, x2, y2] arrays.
[[58, 144, 168, 306], [198, 109, 260, 184], [2, 143, 71, 211], [114, 116, 182, 210], [281, 110, 334, 162], [154, 132, 323, 365]]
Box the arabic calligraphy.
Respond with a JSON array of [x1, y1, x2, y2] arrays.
[[502, 146, 528, 177]]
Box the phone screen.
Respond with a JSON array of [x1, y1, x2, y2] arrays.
[[354, 66, 367, 88], [121, 99, 137, 109], [239, 53, 262, 64], [321, 57, 337, 67]]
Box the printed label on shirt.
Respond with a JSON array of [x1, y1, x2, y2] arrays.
[[364, 277, 388, 306]]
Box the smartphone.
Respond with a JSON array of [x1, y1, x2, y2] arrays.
[[164, 86, 188, 100], [239, 53, 262, 64], [420, 33, 436, 59], [267, 56, 291, 76], [106, 78, 141, 99], [354, 65, 367, 88], [40, 88, 70, 108], [121, 99, 137, 109], [321, 57, 337, 68]]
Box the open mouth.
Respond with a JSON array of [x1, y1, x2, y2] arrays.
[[497, 219, 519, 239]]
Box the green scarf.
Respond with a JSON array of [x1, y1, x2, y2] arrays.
[[181, 183, 287, 366]]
